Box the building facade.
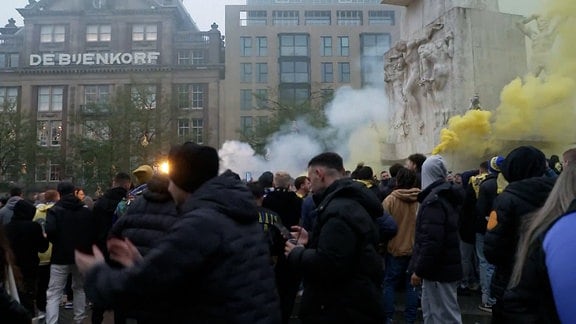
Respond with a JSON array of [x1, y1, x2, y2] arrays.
[[0, 0, 224, 190], [222, 0, 402, 144]]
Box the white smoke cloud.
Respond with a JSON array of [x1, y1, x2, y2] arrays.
[[219, 86, 391, 180]]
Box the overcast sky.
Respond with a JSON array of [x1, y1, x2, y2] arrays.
[[0, 0, 246, 35], [0, 0, 539, 36]]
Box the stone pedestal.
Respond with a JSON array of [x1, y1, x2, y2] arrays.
[[380, 0, 527, 161]]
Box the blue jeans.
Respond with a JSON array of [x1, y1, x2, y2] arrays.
[[476, 233, 496, 305], [383, 254, 418, 323], [459, 240, 478, 288]]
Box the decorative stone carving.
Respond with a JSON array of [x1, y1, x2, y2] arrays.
[[387, 23, 444, 135], [516, 15, 562, 77]]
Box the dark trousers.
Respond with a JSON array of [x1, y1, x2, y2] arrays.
[[275, 259, 301, 324], [36, 264, 50, 312], [491, 299, 505, 324]]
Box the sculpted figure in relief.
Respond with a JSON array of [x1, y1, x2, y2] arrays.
[[390, 23, 443, 135], [516, 14, 562, 78]]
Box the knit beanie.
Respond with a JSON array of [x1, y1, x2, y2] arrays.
[[488, 156, 505, 174], [168, 142, 219, 193], [421, 155, 447, 189], [501, 146, 546, 183]]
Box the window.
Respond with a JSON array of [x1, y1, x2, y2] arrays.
[[177, 119, 190, 139], [132, 24, 157, 42], [49, 163, 61, 181], [321, 63, 333, 83], [279, 88, 309, 105], [37, 120, 62, 147], [86, 25, 111, 42], [280, 61, 309, 83], [40, 25, 66, 43], [38, 86, 64, 112], [273, 11, 299, 26], [255, 89, 268, 108], [177, 84, 204, 109], [368, 10, 395, 25], [192, 118, 204, 144], [338, 36, 349, 56], [240, 11, 267, 26], [361, 33, 391, 56], [320, 37, 332, 57], [256, 37, 268, 56], [305, 11, 331, 25], [83, 120, 110, 140], [192, 50, 205, 65], [241, 63, 252, 83], [177, 50, 205, 65], [256, 63, 268, 83], [336, 10, 362, 26], [0, 87, 18, 110], [35, 160, 61, 182], [240, 116, 253, 136], [0, 54, 19, 68], [84, 85, 110, 105], [240, 37, 252, 56], [240, 90, 253, 110], [131, 85, 157, 110], [279, 34, 309, 57], [177, 50, 190, 65], [339, 62, 350, 83]]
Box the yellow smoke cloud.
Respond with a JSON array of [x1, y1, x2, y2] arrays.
[[433, 0, 576, 158], [432, 109, 492, 156]]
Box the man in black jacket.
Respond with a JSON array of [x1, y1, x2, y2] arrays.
[[484, 146, 555, 323], [91, 171, 131, 324], [45, 182, 96, 324], [409, 155, 464, 324], [285, 152, 384, 324], [76, 142, 280, 323]]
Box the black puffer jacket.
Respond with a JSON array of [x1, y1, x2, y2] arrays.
[[484, 176, 555, 299], [85, 173, 280, 323], [110, 188, 179, 256], [46, 194, 97, 265], [287, 178, 384, 324], [409, 180, 464, 282], [0, 286, 30, 324]]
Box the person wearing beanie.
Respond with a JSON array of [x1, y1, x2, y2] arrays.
[[408, 155, 464, 324], [474, 156, 504, 312], [5, 200, 49, 317], [76, 142, 280, 323], [45, 181, 96, 324], [484, 146, 556, 322]]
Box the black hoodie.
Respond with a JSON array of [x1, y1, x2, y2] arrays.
[[288, 178, 384, 323], [85, 173, 280, 324], [5, 200, 48, 276]]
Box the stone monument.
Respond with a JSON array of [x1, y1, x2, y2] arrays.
[[380, 0, 528, 162]]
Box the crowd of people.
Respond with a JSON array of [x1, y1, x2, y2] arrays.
[[1, 142, 575, 324]]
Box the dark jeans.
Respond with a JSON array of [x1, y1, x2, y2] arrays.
[[36, 264, 50, 312], [275, 258, 301, 324], [382, 254, 418, 323]]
